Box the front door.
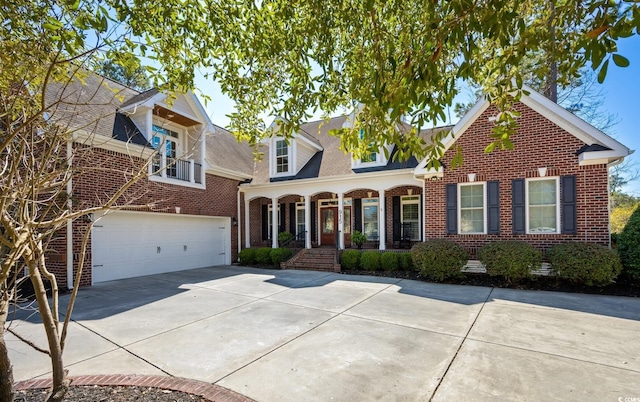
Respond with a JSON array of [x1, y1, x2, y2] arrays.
[[321, 207, 338, 246]]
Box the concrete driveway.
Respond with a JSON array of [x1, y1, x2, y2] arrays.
[[8, 266, 640, 401]]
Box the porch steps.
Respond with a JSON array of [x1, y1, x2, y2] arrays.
[[282, 248, 341, 272]]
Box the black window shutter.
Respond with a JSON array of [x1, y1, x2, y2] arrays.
[[392, 196, 401, 241], [512, 179, 525, 234], [261, 204, 268, 240], [311, 201, 317, 241], [487, 181, 500, 235], [289, 203, 296, 234], [446, 184, 457, 234], [354, 198, 362, 232], [561, 175, 577, 234], [279, 203, 286, 234], [419, 194, 423, 241]]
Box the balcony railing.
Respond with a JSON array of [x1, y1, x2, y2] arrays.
[[153, 157, 203, 185]]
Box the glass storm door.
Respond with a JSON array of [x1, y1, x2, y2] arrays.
[[321, 207, 338, 246]]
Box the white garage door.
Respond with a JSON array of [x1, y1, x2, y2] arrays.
[[92, 211, 229, 283]]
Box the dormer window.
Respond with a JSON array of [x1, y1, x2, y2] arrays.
[[360, 146, 378, 163], [276, 140, 289, 173]]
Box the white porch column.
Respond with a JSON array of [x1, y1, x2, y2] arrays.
[[338, 192, 345, 250], [422, 180, 426, 242], [304, 195, 311, 249], [244, 197, 251, 248], [379, 189, 386, 250], [271, 197, 278, 248]]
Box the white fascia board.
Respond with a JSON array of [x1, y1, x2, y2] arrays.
[[413, 165, 443, 178], [578, 149, 632, 166], [240, 169, 420, 198], [72, 129, 154, 158], [205, 165, 253, 181], [185, 90, 215, 132], [520, 85, 631, 157], [413, 98, 489, 174], [119, 92, 167, 114], [297, 133, 324, 151]]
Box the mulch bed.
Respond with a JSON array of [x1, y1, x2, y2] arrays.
[[15, 386, 206, 402], [340, 270, 640, 297]]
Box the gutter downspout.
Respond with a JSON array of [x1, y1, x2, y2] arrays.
[[66, 140, 74, 290], [237, 187, 242, 258]]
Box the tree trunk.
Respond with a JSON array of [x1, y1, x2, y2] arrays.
[[26, 255, 69, 402], [0, 299, 14, 402]]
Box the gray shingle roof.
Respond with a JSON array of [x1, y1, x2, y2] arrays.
[[249, 116, 431, 184], [206, 124, 256, 177]]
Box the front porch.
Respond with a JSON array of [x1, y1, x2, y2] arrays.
[[242, 184, 424, 252]]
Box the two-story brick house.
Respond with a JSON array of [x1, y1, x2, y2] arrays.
[[47, 73, 632, 286]]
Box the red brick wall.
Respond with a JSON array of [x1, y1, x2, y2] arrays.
[[46, 147, 242, 288], [425, 102, 610, 256]]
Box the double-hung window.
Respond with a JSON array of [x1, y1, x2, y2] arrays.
[[275, 140, 289, 173], [459, 183, 486, 234], [401, 196, 420, 240], [527, 178, 559, 233]]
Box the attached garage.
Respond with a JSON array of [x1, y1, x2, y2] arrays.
[[91, 211, 230, 283]]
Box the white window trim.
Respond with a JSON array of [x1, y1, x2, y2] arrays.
[[148, 118, 206, 188], [351, 146, 387, 169], [458, 182, 487, 235], [270, 137, 296, 177], [295, 202, 306, 237], [361, 197, 380, 240], [151, 119, 187, 154], [401, 195, 421, 241], [525, 176, 561, 234]]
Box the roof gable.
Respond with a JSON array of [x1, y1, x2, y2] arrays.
[[414, 85, 632, 175]]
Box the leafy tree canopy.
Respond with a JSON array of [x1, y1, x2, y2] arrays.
[[94, 59, 150, 91], [3, 0, 639, 166]]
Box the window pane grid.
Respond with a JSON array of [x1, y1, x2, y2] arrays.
[[527, 179, 558, 233], [459, 184, 484, 234]]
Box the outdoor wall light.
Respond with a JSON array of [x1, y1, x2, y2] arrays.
[[232, 217, 238, 226]]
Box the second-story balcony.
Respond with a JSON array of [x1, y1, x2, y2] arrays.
[[152, 155, 203, 184]]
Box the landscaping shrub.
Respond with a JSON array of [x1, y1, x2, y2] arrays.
[[399, 252, 414, 271], [478, 241, 541, 282], [411, 239, 467, 281], [547, 242, 622, 286], [270, 247, 293, 265], [380, 252, 399, 271], [238, 248, 256, 265], [255, 247, 273, 264], [341, 250, 360, 270], [278, 231, 294, 246], [360, 251, 381, 271], [618, 205, 640, 281]]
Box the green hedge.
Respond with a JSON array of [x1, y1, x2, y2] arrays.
[[548, 242, 622, 286], [238, 248, 256, 265], [255, 247, 273, 264], [360, 251, 381, 271], [399, 252, 414, 271], [618, 205, 640, 281], [411, 239, 467, 281], [270, 247, 293, 265], [380, 252, 399, 271], [341, 250, 360, 270], [479, 241, 541, 282]]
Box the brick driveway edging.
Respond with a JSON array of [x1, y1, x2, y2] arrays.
[[15, 374, 255, 402]]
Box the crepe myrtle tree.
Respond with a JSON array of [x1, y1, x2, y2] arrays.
[[0, 3, 164, 401], [0, 66, 164, 402], [1, 0, 640, 400]]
